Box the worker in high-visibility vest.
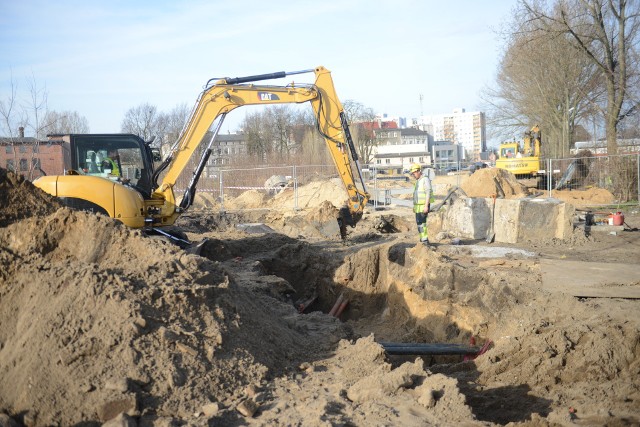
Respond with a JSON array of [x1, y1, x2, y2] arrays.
[[409, 163, 435, 245], [102, 149, 121, 177]]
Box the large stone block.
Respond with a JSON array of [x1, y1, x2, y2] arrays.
[[430, 197, 574, 243]]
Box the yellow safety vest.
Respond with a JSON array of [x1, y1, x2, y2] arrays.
[[413, 175, 435, 213], [105, 157, 120, 176]]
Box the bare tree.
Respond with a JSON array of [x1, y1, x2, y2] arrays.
[[239, 105, 313, 164], [265, 105, 299, 160], [237, 101, 375, 165], [24, 72, 49, 141], [163, 103, 190, 141], [22, 73, 51, 179], [0, 72, 19, 139], [617, 108, 640, 138], [522, 0, 640, 154], [0, 73, 19, 172], [42, 110, 90, 134], [156, 102, 191, 157], [299, 127, 333, 165], [483, 27, 601, 157], [241, 110, 273, 161], [121, 103, 164, 143], [342, 100, 377, 163]]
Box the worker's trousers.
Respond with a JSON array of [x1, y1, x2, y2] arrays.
[[415, 212, 428, 242]]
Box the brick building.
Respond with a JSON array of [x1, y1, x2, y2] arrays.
[[0, 128, 68, 178]]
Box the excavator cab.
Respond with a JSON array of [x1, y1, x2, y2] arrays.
[[69, 134, 154, 196]]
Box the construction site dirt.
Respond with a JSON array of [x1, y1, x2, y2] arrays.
[[1, 166, 639, 426]]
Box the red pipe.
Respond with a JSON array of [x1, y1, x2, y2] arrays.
[[328, 293, 344, 316], [334, 299, 349, 318]]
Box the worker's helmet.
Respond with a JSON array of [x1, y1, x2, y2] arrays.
[[409, 163, 422, 173]]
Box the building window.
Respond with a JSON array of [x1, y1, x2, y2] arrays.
[[19, 158, 28, 171], [6, 159, 14, 170], [5, 146, 12, 154], [409, 157, 414, 163], [19, 145, 27, 153], [376, 159, 381, 164], [419, 157, 424, 162], [32, 145, 38, 153], [385, 158, 390, 164], [32, 158, 41, 169]]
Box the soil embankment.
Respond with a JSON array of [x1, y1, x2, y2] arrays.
[[1, 168, 639, 426]]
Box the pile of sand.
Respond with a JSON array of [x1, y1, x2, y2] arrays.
[[461, 168, 530, 199], [269, 178, 349, 209], [195, 178, 348, 214], [190, 192, 219, 209], [0, 168, 351, 425], [224, 189, 266, 209], [0, 169, 62, 227], [552, 187, 615, 208], [0, 208, 250, 425]]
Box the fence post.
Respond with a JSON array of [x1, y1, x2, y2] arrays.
[[546, 158, 551, 197], [293, 165, 298, 211], [219, 169, 225, 212], [373, 165, 379, 210], [637, 153, 640, 206]]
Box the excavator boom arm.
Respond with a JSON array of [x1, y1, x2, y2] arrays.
[[154, 66, 369, 227]]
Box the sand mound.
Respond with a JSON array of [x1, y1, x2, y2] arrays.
[[0, 168, 62, 227], [190, 191, 219, 209], [461, 168, 530, 199], [0, 208, 355, 425], [218, 178, 348, 213], [270, 178, 349, 209], [0, 170, 352, 425], [552, 187, 615, 208], [224, 189, 266, 209]]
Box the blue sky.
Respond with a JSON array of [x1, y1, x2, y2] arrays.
[[0, 0, 515, 135]]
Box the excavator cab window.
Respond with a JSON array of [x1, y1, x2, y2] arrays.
[[71, 134, 154, 197]]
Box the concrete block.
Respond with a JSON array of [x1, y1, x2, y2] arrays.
[[432, 197, 574, 244], [441, 197, 491, 239], [512, 198, 574, 242]]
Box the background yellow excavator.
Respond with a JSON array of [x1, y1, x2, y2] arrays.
[[33, 66, 370, 240], [495, 125, 542, 178]]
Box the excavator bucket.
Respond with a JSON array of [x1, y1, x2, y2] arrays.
[[148, 227, 207, 255], [338, 207, 362, 240]]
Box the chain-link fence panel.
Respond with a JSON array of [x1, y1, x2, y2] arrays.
[[220, 166, 295, 203], [173, 154, 640, 214], [294, 164, 340, 185], [549, 154, 639, 205]]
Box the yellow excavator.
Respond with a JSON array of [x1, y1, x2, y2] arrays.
[[495, 125, 542, 178], [33, 66, 370, 240]]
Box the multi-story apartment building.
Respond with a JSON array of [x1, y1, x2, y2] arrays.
[[414, 108, 486, 161]]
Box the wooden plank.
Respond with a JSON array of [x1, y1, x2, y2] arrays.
[[539, 259, 640, 299]]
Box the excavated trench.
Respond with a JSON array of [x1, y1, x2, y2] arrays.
[[197, 231, 535, 362]]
